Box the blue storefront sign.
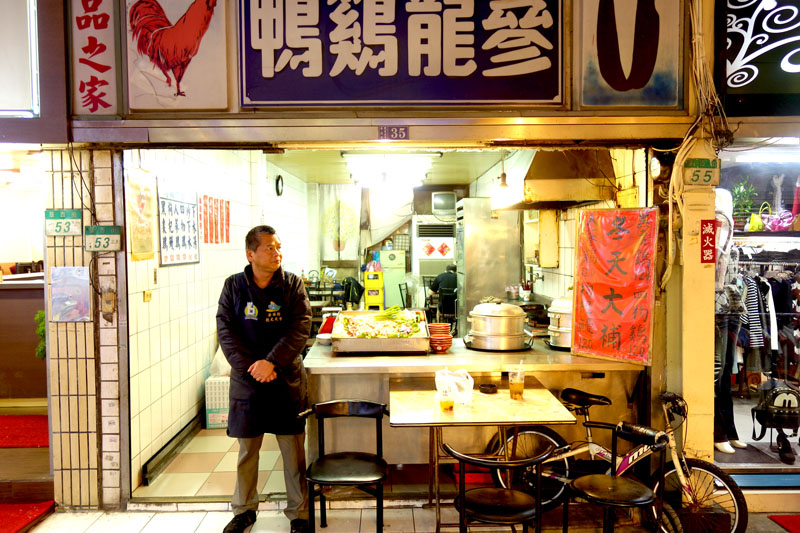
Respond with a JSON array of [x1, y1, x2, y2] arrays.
[[240, 0, 561, 106]]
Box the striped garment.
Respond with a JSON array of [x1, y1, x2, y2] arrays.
[[741, 276, 764, 347]]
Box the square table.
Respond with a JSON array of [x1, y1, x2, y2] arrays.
[[389, 376, 575, 532]]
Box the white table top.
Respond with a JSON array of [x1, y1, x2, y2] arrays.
[[389, 375, 575, 427]]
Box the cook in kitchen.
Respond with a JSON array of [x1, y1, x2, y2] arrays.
[[429, 264, 457, 310], [217, 225, 312, 533]]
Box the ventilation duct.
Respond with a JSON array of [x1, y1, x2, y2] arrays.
[[503, 149, 617, 209]]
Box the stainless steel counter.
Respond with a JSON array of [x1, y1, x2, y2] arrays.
[[304, 338, 642, 464], [304, 337, 641, 375]]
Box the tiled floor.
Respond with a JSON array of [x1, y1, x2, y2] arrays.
[[131, 429, 435, 501], [31, 505, 794, 532], [132, 429, 284, 499]]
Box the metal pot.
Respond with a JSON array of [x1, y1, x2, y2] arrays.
[[466, 331, 532, 351], [547, 296, 573, 329], [468, 302, 526, 335], [547, 325, 572, 348]]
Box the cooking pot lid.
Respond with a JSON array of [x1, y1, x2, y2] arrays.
[[470, 302, 526, 317], [469, 331, 529, 338], [548, 296, 573, 314]]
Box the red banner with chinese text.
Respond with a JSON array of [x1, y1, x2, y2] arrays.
[[572, 208, 658, 366]]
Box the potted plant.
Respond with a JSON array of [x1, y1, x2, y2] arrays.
[[731, 177, 757, 230], [34, 310, 46, 359]]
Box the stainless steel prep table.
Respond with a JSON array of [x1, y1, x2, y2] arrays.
[[304, 338, 642, 465]]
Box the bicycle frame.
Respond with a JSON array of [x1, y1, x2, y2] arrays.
[[538, 398, 694, 494]]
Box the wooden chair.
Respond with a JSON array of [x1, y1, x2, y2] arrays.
[[443, 439, 554, 533], [303, 400, 389, 532]]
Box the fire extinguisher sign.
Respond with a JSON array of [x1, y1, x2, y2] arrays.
[[700, 220, 717, 264]]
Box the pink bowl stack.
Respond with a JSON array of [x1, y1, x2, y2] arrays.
[[428, 323, 453, 353]]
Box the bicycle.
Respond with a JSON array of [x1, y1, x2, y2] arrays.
[[486, 388, 748, 533]]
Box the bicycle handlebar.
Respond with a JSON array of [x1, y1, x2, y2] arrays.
[[617, 422, 669, 448]]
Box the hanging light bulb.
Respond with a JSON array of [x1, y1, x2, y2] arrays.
[[491, 150, 517, 209]]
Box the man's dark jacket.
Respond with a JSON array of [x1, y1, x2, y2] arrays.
[[216, 264, 311, 437]]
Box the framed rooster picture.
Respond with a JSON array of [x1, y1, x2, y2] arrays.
[[126, 0, 227, 110]]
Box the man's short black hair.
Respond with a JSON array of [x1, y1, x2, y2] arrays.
[[446, 264, 457, 273], [246, 225, 277, 252]]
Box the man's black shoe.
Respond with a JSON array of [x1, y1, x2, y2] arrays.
[[223, 510, 256, 533], [290, 518, 310, 533]]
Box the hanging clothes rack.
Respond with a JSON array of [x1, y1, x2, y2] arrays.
[[738, 261, 800, 267]]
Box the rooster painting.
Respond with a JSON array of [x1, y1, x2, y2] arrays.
[[129, 0, 218, 97]]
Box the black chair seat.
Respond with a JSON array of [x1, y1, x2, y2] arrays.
[[561, 388, 612, 407], [457, 487, 538, 524], [307, 452, 387, 485], [571, 474, 655, 507]]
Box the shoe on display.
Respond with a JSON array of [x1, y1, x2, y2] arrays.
[[714, 441, 736, 454], [223, 510, 256, 533], [730, 439, 748, 449], [777, 434, 796, 465], [290, 518, 310, 533]]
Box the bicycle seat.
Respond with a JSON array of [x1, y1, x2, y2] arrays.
[[561, 388, 611, 407]]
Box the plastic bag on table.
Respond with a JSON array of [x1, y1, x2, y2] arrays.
[[435, 369, 474, 405]]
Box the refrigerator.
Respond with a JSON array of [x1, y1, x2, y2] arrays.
[[455, 198, 521, 336], [379, 250, 406, 309]]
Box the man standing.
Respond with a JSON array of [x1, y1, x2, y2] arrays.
[[218, 225, 311, 533]]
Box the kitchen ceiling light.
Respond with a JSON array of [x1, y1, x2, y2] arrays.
[[491, 151, 517, 209], [343, 153, 434, 189]]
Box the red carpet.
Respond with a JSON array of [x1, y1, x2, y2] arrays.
[[0, 415, 49, 448], [770, 514, 800, 533], [0, 500, 54, 532]]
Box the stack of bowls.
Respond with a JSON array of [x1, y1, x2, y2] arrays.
[[428, 323, 453, 353]]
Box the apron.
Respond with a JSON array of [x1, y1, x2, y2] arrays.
[[228, 272, 306, 437]]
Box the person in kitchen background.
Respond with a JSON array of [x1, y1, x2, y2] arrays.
[[430, 264, 457, 318], [217, 225, 312, 533]]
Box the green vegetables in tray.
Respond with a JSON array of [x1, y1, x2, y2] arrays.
[[340, 307, 423, 338]]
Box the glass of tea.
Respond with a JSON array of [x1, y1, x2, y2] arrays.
[[508, 368, 525, 400], [439, 387, 455, 412]]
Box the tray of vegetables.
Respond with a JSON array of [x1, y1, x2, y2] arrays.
[[330, 306, 430, 353]]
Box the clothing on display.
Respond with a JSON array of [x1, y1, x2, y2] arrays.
[[716, 247, 800, 464]]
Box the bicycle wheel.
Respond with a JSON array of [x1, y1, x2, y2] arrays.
[[485, 425, 570, 511], [653, 458, 748, 533]]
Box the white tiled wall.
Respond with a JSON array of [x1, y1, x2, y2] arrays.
[[123, 149, 310, 489]]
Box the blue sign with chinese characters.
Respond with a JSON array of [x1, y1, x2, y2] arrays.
[[240, 0, 561, 106]]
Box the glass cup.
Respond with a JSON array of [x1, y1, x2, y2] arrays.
[[508, 369, 525, 400], [439, 388, 455, 412]]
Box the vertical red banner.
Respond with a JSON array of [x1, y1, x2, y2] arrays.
[[572, 208, 658, 366], [700, 219, 717, 264], [202, 195, 210, 243], [214, 198, 221, 244], [225, 200, 230, 242]]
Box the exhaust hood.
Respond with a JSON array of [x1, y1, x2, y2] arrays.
[[501, 149, 616, 210]]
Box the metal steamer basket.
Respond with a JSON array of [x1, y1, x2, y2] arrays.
[[547, 296, 573, 348], [466, 302, 532, 351], [330, 310, 430, 353]]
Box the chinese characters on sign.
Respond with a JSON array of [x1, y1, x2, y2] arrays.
[[572, 208, 658, 366], [126, 170, 157, 261], [71, 0, 117, 114], [158, 196, 200, 266], [200, 195, 230, 244], [240, 0, 562, 106], [700, 219, 717, 264]]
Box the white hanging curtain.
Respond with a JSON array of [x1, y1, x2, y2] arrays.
[[366, 184, 413, 248], [320, 184, 361, 261]]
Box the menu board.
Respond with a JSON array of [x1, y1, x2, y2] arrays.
[[158, 195, 200, 266], [572, 208, 658, 366]]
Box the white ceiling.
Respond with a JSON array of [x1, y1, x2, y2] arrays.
[[264, 148, 509, 185]]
